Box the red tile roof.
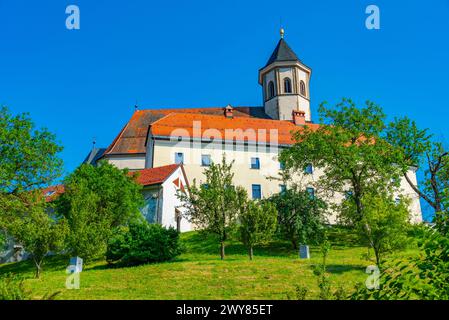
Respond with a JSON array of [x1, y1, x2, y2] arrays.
[[41, 166, 183, 201], [150, 113, 320, 145], [131, 164, 181, 186], [103, 106, 269, 155]]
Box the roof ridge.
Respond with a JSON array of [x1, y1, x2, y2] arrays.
[[104, 119, 131, 155], [151, 111, 296, 124], [148, 112, 175, 127], [131, 106, 263, 112], [133, 164, 182, 186]]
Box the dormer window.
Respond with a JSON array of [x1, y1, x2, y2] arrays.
[[300, 80, 306, 96], [284, 78, 292, 93], [268, 81, 275, 99], [45, 191, 55, 197]]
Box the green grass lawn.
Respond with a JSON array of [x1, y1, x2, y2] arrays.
[[0, 229, 419, 300]]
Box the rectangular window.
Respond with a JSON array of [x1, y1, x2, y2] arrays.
[[306, 187, 315, 199], [141, 195, 158, 224], [251, 157, 260, 169], [175, 152, 184, 164], [304, 164, 313, 174], [280, 184, 287, 194], [252, 184, 262, 199], [201, 154, 211, 167]]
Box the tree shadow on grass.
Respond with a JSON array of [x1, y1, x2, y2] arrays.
[[0, 255, 68, 277], [89, 257, 194, 271], [325, 264, 365, 274], [181, 231, 299, 258], [326, 225, 363, 247]]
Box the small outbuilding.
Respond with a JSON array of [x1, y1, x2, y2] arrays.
[[132, 164, 191, 232]]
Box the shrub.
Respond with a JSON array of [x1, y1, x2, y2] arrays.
[[268, 185, 327, 249], [293, 285, 309, 300], [0, 273, 60, 300], [106, 222, 182, 266], [0, 274, 31, 300]]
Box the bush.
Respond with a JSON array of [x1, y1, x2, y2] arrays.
[[0, 273, 61, 300], [106, 222, 182, 266], [0, 274, 31, 300]]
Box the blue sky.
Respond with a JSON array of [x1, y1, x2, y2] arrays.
[[1, 1, 448, 220]]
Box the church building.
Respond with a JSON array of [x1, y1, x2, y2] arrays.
[[85, 29, 422, 231]]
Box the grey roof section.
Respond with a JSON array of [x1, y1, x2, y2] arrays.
[[235, 106, 272, 119], [83, 147, 107, 166], [264, 38, 301, 67]]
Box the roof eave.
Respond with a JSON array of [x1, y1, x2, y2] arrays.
[[258, 61, 312, 84]]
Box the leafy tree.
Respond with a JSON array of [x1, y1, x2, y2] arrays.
[[280, 98, 406, 261], [0, 106, 63, 195], [0, 230, 6, 248], [178, 156, 244, 260], [269, 185, 327, 249], [340, 192, 410, 267], [386, 117, 449, 231], [55, 161, 143, 261], [281, 99, 402, 222], [0, 192, 68, 278], [0, 106, 64, 278], [237, 196, 277, 260]]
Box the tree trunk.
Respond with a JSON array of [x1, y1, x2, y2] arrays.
[[248, 246, 253, 260], [291, 239, 298, 250], [374, 247, 381, 269], [34, 258, 43, 279], [220, 241, 225, 260]]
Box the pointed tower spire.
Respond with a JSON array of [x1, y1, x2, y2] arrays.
[[258, 32, 312, 122], [264, 36, 300, 67]]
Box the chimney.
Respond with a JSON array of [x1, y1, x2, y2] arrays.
[[292, 110, 306, 126], [224, 104, 234, 119]]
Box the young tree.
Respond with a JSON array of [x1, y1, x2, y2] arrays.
[[0, 192, 68, 278], [340, 192, 410, 267], [269, 185, 327, 249], [55, 161, 143, 261], [351, 226, 449, 300], [386, 117, 449, 231], [237, 195, 277, 260], [178, 156, 243, 260]]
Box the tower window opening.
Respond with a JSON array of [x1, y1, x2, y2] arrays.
[[284, 78, 292, 93], [300, 80, 306, 96], [268, 81, 275, 99]]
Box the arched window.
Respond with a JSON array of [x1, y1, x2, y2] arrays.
[[300, 80, 306, 96], [284, 78, 292, 93], [268, 81, 275, 99]]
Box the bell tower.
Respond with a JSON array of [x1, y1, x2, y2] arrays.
[[258, 28, 312, 121]]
